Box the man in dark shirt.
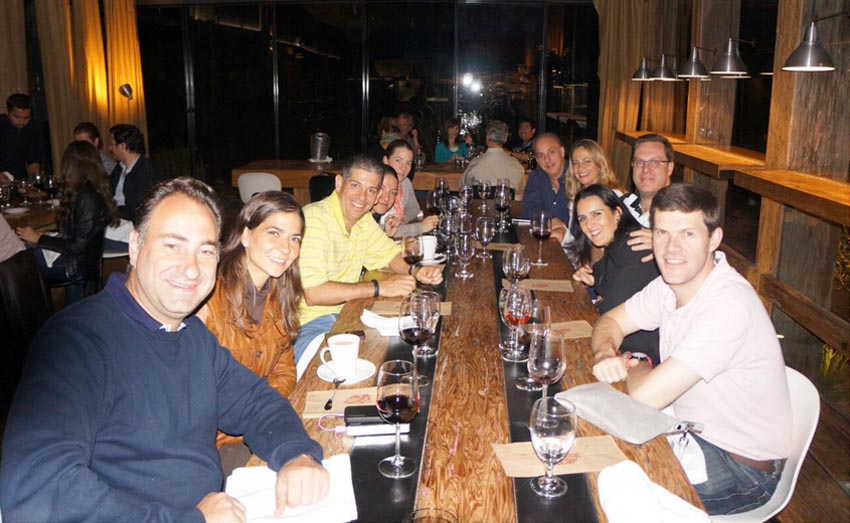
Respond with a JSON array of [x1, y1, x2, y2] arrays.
[[0, 93, 44, 181], [0, 177, 330, 522], [108, 123, 161, 223]]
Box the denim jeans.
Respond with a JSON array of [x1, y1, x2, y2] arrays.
[[692, 434, 781, 515], [292, 314, 338, 365]]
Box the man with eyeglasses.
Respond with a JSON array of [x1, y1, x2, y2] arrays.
[[622, 134, 675, 227]]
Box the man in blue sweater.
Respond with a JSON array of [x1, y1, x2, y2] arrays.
[[0, 177, 329, 522]]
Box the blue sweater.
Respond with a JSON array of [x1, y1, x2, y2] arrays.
[[0, 278, 323, 522], [519, 167, 571, 223]]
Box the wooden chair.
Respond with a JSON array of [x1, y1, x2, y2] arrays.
[[237, 173, 282, 203]]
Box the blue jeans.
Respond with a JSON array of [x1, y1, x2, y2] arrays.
[[292, 314, 338, 366], [692, 434, 781, 515]]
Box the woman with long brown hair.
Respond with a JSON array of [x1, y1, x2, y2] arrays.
[[196, 191, 303, 455], [17, 140, 118, 301]]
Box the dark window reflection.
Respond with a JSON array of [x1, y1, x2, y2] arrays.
[[732, 3, 776, 153]]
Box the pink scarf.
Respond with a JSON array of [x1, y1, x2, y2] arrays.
[[392, 180, 405, 221]]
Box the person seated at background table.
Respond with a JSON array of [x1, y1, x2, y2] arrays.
[[434, 117, 471, 163], [509, 116, 536, 163], [0, 214, 25, 263], [520, 133, 570, 243], [397, 112, 421, 152], [294, 155, 443, 364], [108, 123, 161, 224], [1, 177, 329, 522], [16, 141, 117, 301], [368, 116, 401, 164], [197, 191, 304, 473], [568, 184, 660, 366], [460, 120, 524, 190], [0, 93, 44, 181], [590, 183, 791, 516], [384, 139, 439, 233], [74, 121, 117, 175]]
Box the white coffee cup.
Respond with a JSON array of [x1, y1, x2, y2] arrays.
[[421, 235, 438, 261], [320, 333, 360, 379]]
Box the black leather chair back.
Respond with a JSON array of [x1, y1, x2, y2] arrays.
[[0, 249, 54, 408], [309, 173, 336, 202]]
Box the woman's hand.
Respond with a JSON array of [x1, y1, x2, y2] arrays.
[[383, 215, 400, 237], [419, 215, 440, 233], [572, 264, 595, 286], [16, 226, 41, 244]]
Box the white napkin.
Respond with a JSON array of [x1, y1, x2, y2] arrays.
[[360, 309, 398, 337], [105, 218, 133, 242], [225, 454, 357, 523], [40, 233, 61, 268], [598, 460, 709, 523]]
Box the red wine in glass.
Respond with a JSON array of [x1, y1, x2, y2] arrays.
[[403, 254, 423, 265], [377, 394, 420, 424], [504, 311, 531, 327], [532, 229, 552, 241], [401, 326, 433, 346], [495, 202, 510, 213]]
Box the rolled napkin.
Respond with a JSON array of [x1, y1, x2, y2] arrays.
[[598, 460, 709, 523], [360, 309, 399, 336], [225, 454, 357, 523]]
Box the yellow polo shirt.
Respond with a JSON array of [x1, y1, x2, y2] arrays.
[[298, 192, 401, 325]]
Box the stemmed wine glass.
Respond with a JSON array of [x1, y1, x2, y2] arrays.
[[0, 184, 11, 208], [502, 246, 530, 288], [413, 290, 441, 357], [494, 185, 512, 233], [528, 329, 566, 399], [426, 188, 443, 216], [435, 177, 450, 199], [44, 175, 58, 203], [453, 234, 475, 280], [516, 300, 547, 391], [376, 360, 420, 479], [531, 210, 552, 267], [529, 397, 577, 498], [479, 180, 492, 211], [499, 286, 531, 362], [32, 171, 45, 204], [459, 184, 475, 211], [399, 293, 438, 386], [475, 217, 495, 259], [15, 178, 31, 206], [402, 235, 424, 266]]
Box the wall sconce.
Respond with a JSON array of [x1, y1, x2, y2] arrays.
[[118, 83, 133, 100], [782, 6, 849, 72]]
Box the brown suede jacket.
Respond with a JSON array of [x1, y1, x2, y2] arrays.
[[201, 278, 297, 448]]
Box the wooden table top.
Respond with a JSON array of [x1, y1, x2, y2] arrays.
[[2, 202, 58, 231], [672, 144, 765, 180], [615, 130, 687, 145], [268, 215, 703, 521]]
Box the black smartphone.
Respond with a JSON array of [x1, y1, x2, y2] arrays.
[[344, 405, 386, 426]]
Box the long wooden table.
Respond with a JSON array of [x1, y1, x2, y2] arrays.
[[231, 160, 466, 207], [2, 202, 58, 231], [280, 216, 703, 521]]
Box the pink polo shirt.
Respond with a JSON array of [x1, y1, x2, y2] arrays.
[[625, 251, 791, 461]]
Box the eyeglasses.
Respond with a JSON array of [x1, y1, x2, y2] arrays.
[[631, 159, 670, 170]]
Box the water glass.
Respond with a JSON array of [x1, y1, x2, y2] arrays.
[[502, 246, 530, 288], [475, 217, 495, 259], [529, 397, 577, 498], [453, 234, 475, 280]]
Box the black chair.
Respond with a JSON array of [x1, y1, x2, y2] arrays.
[[0, 249, 54, 409], [309, 172, 336, 202], [50, 230, 106, 304]]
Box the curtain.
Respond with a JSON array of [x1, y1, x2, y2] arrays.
[[72, 0, 110, 140], [104, 0, 148, 142], [34, 0, 79, 174], [0, 0, 28, 100], [593, 0, 648, 186]]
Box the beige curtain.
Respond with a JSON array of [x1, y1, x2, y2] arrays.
[[72, 0, 110, 139], [34, 0, 80, 173], [593, 0, 648, 186], [0, 0, 28, 100], [105, 0, 148, 141]]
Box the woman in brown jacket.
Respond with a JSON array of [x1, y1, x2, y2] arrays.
[[197, 191, 303, 456]]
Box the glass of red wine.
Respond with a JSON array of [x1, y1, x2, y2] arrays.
[[398, 293, 438, 386], [499, 286, 532, 362], [376, 359, 420, 479], [402, 235, 424, 266], [494, 185, 512, 233], [32, 171, 45, 204], [528, 329, 566, 399], [516, 300, 547, 391], [531, 210, 552, 267]]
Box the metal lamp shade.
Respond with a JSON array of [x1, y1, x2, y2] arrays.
[[711, 37, 749, 75], [679, 47, 709, 78], [631, 57, 653, 81], [118, 84, 134, 100], [651, 54, 677, 81], [782, 22, 835, 72]]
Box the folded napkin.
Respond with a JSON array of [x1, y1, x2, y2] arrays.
[[492, 436, 626, 478], [549, 320, 593, 339], [598, 460, 709, 523], [360, 309, 398, 336], [369, 301, 452, 317], [225, 454, 357, 523], [303, 387, 376, 418], [501, 279, 573, 292], [105, 218, 133, 243]]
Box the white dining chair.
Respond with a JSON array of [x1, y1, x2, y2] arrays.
[[237, 173, 281, 203], [711, 366, 820, 523]]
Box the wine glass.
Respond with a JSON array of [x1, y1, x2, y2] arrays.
[[435, 177, 449, 199], [475, 217, 495, 259], [499, 286, 531, 362], [459, 184, 475, 210], [528, 329, 566, 399], [516, 300, 547, 392], [402, 235, 424, 266], [453, 234, 475, 280], [376, 360, 420, 479], [426, 188, 443, 216], [529, 397, 577, 498], [32, 171, 45, 204], [0, 184, 11, 208], [413, 290, 441, 357], [531, 210, 552, 267], [15, 178, 30, 206], [44, 175, 58, 202], [479, 180, 492, 210], [457, 212, 474, 236], [494, 185, 512, 233], [399, 294, 437, 386], [502, 246, 530, 288]]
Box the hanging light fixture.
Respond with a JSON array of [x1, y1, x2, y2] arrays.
[[631, 57, 653, 81], [782, 19, 841, 72], [679, 46, 710, 79], [711, 37, 750, 75], [651, 54, 677, 81]]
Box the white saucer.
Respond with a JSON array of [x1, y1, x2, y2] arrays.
[[2, 207, 28, 215], [317, 359, 376, 384], [421, 254, 447, 266]]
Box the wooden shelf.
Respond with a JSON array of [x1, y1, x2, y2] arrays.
[[672, 144, 765, 180], [614, 130, 686, 145], [734, 169, 850, 227]]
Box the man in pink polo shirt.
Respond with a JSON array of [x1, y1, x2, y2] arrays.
[[590, 183, 791, 515]]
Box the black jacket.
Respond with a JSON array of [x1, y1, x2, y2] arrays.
[[37, 184, 111, 279], [109, 156, 161, 223]]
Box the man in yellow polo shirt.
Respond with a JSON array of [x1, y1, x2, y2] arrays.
[[294, 155, 444, 363]]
